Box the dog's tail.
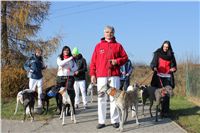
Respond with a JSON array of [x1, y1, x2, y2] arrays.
[[14, 91, 23, 115], [14, 96, 20, 115], [87, 84, 93, 96]]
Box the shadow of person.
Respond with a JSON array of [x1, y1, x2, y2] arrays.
[[170, 106, 200, 120]]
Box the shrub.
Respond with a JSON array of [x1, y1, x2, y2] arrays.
[[1, 65, 28, 98]]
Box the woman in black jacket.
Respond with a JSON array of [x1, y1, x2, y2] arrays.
[[72, 47, 88, 109], [150, 40, 177, 117]]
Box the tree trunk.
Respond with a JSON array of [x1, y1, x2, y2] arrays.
[[1, 1, 10, 66]]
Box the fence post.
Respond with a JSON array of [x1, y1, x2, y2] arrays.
[[185, 62, 190, 96]]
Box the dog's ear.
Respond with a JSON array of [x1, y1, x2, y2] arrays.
[[139, 85, 147, 90]]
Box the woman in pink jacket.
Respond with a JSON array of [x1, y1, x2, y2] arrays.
[[90, 26, 128, 129]]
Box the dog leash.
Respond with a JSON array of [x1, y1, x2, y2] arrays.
[[138, 71, 154, 85], [59, 57, 76, 95], [158, 75, 168, 97]]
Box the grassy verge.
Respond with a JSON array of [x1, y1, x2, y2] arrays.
[[1, 98, 58, 121], [170, 96, 200, 133], [2, 95, 200, 133]]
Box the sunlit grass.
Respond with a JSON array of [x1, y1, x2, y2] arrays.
[[170, 96, 200, 133], [1, 98, 58, 121]]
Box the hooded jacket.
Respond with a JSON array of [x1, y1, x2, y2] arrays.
[[90, 37, 128, 77], [74, 54, 87, 81], [24, 54, 45, 79]]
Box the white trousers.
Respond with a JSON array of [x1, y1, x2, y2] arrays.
[[29, 78, 43, 108], [74, 80, 87, 106], [97, 76, 120, 124]]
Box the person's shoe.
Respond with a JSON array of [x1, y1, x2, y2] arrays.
[[112, 123, 119, 128], [75, 104, 79, 109], [96, 124, 106, 129]]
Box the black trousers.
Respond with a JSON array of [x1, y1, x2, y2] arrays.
[[161, 95, 170, 114], [120, 77, 130, 91]]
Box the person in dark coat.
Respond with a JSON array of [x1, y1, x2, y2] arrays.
[[119, 59, 133, 91], [72, 47, 88, 109], [150, 40, 177, 117], [24, 48, 47, 109]]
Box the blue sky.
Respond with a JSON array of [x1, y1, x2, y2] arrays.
[[38, 1, 199, 68]]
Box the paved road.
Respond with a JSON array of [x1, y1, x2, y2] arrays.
[[2, 97, 187, 133]]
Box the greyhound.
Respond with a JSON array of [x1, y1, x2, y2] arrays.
[[155, 85, 173, 122], [87, 83, 97, 103], [99, 82, 140, 132], [59, 87, 76, 125], [14, 89, 36, 122], [139, 85, 173, 121], [41, 85, 63, 115], [139, 85, 156, 117]]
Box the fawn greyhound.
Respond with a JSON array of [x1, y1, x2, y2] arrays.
[[99, 82, 140, 132]]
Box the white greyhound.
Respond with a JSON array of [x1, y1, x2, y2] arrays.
[[59, 87, 76, 125]]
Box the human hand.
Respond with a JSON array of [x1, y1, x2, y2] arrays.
[[126, 73, 129, 76], [170, 68, 176, 72], [75, 71, 79, 75], [153, 67, 157, 71], [110, 59, 117, 65], [122, 72, 126, 75], [91, 76, 97, 84]]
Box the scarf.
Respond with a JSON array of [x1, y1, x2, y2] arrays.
[[63, 55, 70, 59], [155, 48, 174, 61]]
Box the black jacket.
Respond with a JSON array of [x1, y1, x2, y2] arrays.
[[150, 49, 177, 89], [74, 54, 87, 81]]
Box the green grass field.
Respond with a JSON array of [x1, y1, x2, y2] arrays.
[[170, 96, 200, 133], [1, 98, 58, 121], [1, 96, 200, 132]]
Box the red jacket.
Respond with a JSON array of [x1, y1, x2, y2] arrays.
[[157, 58, 171, 74], [90, 37, 128, 77]]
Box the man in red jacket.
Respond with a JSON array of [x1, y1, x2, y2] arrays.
[[90, 26, 128, 129]]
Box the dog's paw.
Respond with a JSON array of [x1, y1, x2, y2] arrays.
[[74, 120, 77, 124], [116, 128, 120, 131], [21, 120, 24, 123], [136, 122, 140, 125], [59, 117, 62, 120], [62, 123, 66, 126], [118, 128, 124, 132]]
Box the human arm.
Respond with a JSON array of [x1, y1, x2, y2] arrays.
[[170, 54, 177, 72], [150, 52, 158, 71], [115, 45, 128, 66], [126, 60, 133, 76], [24, 57, 34, 72], [57, 56, 73, 67], [75, 58, 87, 75]]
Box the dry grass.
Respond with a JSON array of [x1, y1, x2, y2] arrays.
[[188, 97, 200, 107], [42, 68, 58, 90]]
